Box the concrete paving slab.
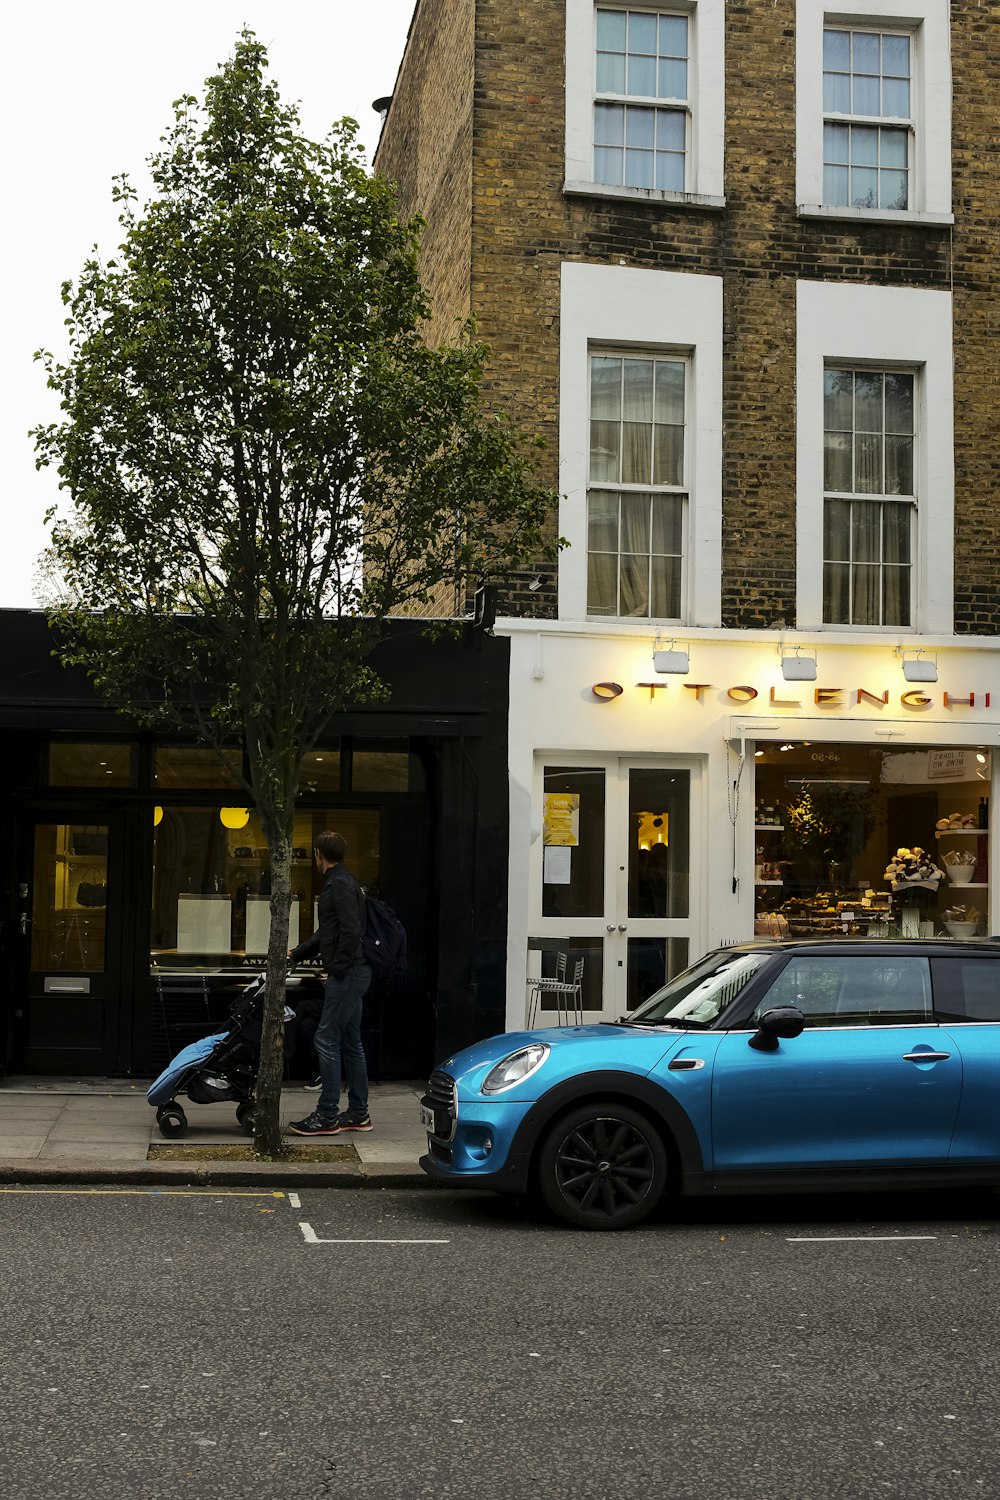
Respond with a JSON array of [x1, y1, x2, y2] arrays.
[[46, 1122, 153, 1140], [0, 1137, 45, 1156], [0, 1106, 67, 1122], [38, 1141, 152, 1161]]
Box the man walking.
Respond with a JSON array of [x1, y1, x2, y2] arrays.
[[288, 831, 373, 1135]]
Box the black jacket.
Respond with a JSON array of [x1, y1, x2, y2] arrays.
[[290, 863, 365, 977]]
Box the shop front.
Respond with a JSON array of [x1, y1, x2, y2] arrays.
[[0, 612, 511, 1079], [502, 622, 1000, 1031]]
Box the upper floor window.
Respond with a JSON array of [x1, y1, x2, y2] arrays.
[[566, 1, 724, 205], [823, 27, 911, 211], [594, 8, 689, 192], [795, 3, 952, 226], [823, 367, 914, 628], [587, 352, 686, 619]]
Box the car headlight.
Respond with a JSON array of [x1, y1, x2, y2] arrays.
[[481, 1043, 550, 1095]]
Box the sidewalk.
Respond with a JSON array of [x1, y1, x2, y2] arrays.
[[0, 1076, 432, 1188]]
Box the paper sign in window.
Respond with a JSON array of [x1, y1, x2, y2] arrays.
[[543, 845, 573, 885], [543, 792, 580, 846]]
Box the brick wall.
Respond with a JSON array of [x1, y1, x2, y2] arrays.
[[379, 0, 1000, 634], [951, 1, 1000, 635]]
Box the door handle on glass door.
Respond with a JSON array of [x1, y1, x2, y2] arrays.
[[606, 924, 615, 932], [617, 924, 627, 932]]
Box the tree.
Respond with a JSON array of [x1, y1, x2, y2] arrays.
[[33, 32, 557, 1154]]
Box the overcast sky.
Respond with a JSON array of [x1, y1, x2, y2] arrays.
[[2, 0, 415, 608]]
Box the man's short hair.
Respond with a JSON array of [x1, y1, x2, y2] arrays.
[[314, 831, 347, 864]]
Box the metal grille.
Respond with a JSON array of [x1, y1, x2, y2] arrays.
[[426, 1070, 456, 1111]]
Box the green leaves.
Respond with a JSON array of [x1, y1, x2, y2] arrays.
[[34, 28, 558, 791]]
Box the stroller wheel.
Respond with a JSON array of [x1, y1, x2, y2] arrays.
[[157, 1106, 188, 1139], [236, 1101, 255, 1136]]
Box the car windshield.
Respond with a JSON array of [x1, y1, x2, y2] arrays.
[[625, 950, 773, 1027]]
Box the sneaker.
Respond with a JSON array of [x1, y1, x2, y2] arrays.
[[303, 1076, 322, 1091], [288, 1111, 342, 1136], [329, 1112, 373, 1133]]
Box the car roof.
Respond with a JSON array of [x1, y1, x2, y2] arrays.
[[715, 938, 1000, 958]]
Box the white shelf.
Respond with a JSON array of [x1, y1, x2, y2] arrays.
[[944, 881, 988, 888], [755, 880, 783, 886], [754, 824, 785, 832], [935, 828, 986, 837]]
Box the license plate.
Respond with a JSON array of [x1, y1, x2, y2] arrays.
[[420, 1103, 437, 1133]]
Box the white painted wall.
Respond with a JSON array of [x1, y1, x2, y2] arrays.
[[500, 621, 1000, 1030]]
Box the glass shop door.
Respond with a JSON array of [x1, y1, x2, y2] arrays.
[[17, 813, 129, 1072], [528, 757, 702, 1024]]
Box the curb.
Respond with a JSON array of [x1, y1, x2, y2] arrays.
[[0, 1158, 435, 1190]]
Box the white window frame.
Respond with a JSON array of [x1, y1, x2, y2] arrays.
[[560, 262, 723, 625], [565, 0, 725, 207], [587, 349, 690, 622], [822, 365, 918, 629], [796, 0, 953, 226], [796, 280, 953, 635]]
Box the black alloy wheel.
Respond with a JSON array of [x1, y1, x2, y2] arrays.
[[538, 1101, 667, 1230]]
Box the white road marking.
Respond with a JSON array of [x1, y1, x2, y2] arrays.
[[287, 1192, 301, 1209], [298, 1221, 449, 1245], [787, 1235, 937, 1242]]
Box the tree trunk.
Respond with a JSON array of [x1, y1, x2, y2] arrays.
[[254, 833, 292, 1155]]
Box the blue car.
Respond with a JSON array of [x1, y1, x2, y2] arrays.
[[419, 940, 1000, 1229]]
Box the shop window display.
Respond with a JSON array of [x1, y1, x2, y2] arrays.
[[152, 806, 379, 965], [753, 743, 990, 940]]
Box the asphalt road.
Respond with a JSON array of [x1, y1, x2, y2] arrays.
[[2, 1184, 1000, 1500]]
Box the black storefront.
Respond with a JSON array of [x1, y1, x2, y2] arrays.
[[0, 611, 510, 1081]]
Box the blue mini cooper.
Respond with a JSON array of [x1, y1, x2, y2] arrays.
[[419, 940, 1000, 1229]]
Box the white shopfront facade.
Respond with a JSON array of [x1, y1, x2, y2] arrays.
[[501, 622, 1000, 1031]]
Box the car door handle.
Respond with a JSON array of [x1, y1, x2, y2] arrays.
[[668, 1057, 705, 1071], [902, 1051, 951, 1063]]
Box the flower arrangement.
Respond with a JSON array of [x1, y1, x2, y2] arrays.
[[883, 846, 944, 890]]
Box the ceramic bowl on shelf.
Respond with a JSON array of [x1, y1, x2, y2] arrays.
[[946, 866, 975, 885], [945, 920, 978, 937]]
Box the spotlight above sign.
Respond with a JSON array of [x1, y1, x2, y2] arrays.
[[898, 648, 938, 683], [652, 639, 690, 674], [779, 646, 818, 682]]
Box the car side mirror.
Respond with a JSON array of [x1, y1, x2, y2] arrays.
[[748, 1005, 805, 1052]]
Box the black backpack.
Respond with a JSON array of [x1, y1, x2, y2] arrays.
[[362, 894, 408, 976]]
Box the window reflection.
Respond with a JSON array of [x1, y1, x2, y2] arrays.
[[49, 742, 133, 788], [352, 740, 410, 792], [154, 746, 244, 790], [299, 747, 342, 792]]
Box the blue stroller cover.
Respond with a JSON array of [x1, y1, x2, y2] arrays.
[[146, 1033, 228, 1106]]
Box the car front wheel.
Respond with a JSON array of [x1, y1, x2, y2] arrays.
[[537, 1102, 667, 1230]]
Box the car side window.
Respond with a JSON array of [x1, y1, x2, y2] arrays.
[[752, 956, 932, 1027], [932, 959, 1000, 1023]]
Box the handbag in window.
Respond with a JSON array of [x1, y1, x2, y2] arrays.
[[76, 866, 108, 907]]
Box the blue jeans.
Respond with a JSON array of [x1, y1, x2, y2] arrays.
[[314, 963, 372, 1119]]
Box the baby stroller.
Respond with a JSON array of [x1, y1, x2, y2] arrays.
[[146, 974, 292, 1139]]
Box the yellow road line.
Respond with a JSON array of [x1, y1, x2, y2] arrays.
[[0, 1188, 286, 1197]]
